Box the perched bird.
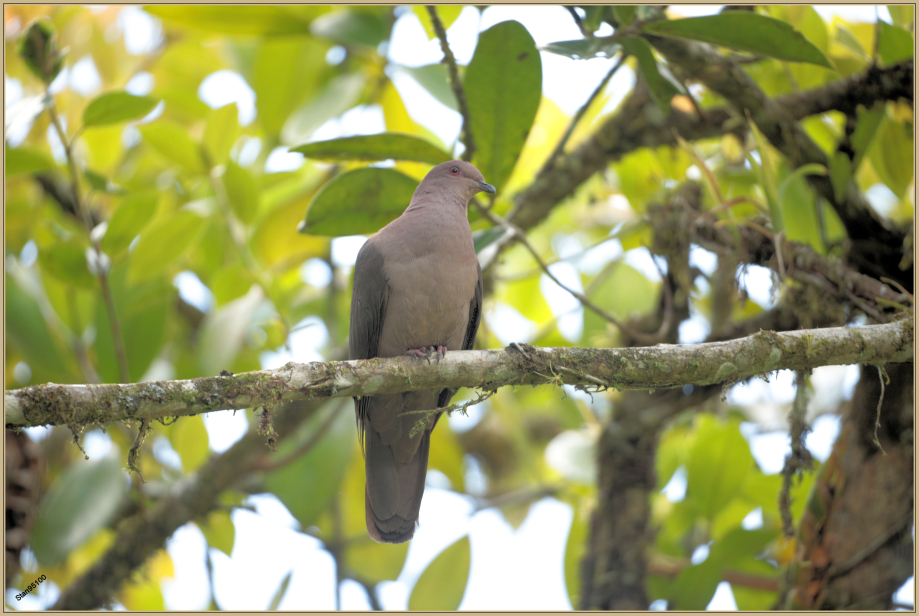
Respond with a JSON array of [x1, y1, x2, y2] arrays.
[[349, 160, 495, 543]]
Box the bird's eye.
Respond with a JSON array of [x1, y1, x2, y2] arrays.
[[450, 166, 459, 174]]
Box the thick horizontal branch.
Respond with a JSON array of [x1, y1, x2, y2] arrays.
[[6, 320, 912, 429]]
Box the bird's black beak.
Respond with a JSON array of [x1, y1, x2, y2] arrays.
[[478, 180, 497, 194]]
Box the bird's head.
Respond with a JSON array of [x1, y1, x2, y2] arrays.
[[419, 160, 497, 205]]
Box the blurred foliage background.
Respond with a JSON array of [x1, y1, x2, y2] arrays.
[[4, 4, 914, 611]]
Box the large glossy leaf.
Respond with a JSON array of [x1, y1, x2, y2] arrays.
[[82, 91, 159, 128], [408, 535, 471, 610], [299, 167, 417, 236], [30, 454, 128, 566], [293, 133, 450, 164], [643, 13, 834, 68], [145, 5, 325, 35], [685, 415, 754, 520], [466, 20, 542, 191], [127, 210, 208, 283]]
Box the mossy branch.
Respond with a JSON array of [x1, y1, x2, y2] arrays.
[[6, 320, 913, 429]]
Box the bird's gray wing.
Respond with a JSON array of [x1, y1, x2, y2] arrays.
[[436, 261, 483, 410], [349, 238, 390, 445]]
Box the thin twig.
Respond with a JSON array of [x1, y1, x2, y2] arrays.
[[873, 365, 888, 455], [547, 53, 628, 168], [47, 98, 130, 383], [474, 202, 673, 344], [427, 6, 476, 161], [565, 6, 594, 38]]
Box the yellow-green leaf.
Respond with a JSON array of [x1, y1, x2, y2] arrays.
[[172, 415, 210, 473], [203, 103, 241, 166], [223, 161, 260, 224], [127, 210, 208, 283], [199, 509, 235, 556], [408, 536, 471, 610], [139, 121, 206, 175], [5, 144, 56, 176], [82, 91, 159, 128]]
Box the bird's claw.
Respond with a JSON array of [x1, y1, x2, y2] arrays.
[[406, 345, 447, 363]]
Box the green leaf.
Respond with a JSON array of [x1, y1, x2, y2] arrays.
[[172, 415, 210, 473], [264, 405, 354, 530], [413, 5, 463, 39], [472, 226, 507, 254], [145, 5, 325, 35], [93, 264, 171, 383], [613, 5, 637, 27], [835, 24, 867, 59], [127, 210, 208, 283], [197, 286, 264, 377], [877, 20, 914, 65], [39, 240, 96, 289], [6, 273, 73, 383], [292, 133, 451, 164], [747, 118, 783, 233], [203, 103, 241, 166], [253, 37, 330, 137], [101, 192, 159, 257], [400, 64, 458, 110], [669, 557, 721, 610], [309, 9, 389, 48], [685, 415, 754, 520], [82, 91, 159, 128], [620, 36, 684, 113], [30, 454, 128, 566], [408, 536, 471, 610], [83, 168, 124, 194], [466, 19, 542, 191], [139, 121, 206, 175], [5, 144, 56, 176], [199, 509, 235, 556], [299, 167, 417, 236], [18, 17, 65, 84], [539, 38, 622, 60], [829, 151, 852, 204], [850, 103, 885, 170], [868, 112, 914, 198], [564, 509, 589, 607], [222, 161, 260, 224], [268, 571, 292, 611], [887, 5, 914, 30], [281, 73, 366, 146], [643, 13, 834, 68]]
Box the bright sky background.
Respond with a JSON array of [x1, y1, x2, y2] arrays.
[[9, 4, 913, 611]]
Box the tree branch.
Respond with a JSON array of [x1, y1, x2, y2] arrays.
[[50, 397, 326, 610], [6, 320, 912, 429], [645, 35, 910, 286], [427, 6, 475, 161], [504, 59, 912, 240]]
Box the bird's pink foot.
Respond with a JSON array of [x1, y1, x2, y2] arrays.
[[405, 345, 448, 363]]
